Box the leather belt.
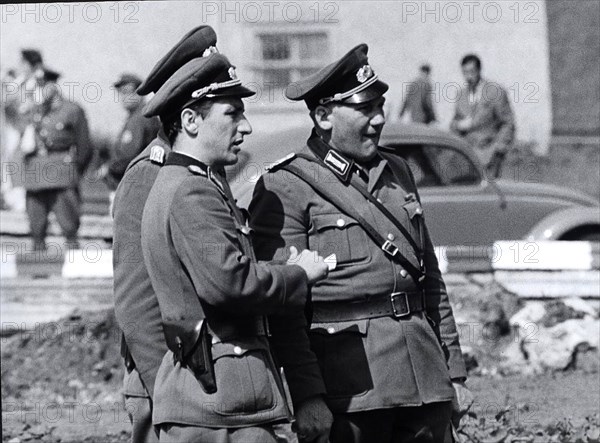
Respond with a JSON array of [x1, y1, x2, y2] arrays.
[[208, 316, 269, 342], [313, 291, 425, 322]]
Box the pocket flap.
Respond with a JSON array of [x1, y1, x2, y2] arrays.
[[310, 318, 369, 336], [312, 213, 360, 232]]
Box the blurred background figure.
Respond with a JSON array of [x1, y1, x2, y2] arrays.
[[399, 64, 436, 125], [97, 73, 159, 196], [450, 54, 515, 177], [17, 67, 92, 250]]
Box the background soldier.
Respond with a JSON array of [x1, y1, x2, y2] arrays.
[[112, 26, 219, 443], [99, 73, 160, 192], [139, 52, 329, 441], [450, 54, 515, 177], [20, 68, 91, 250], [250, 44, 473, 443], [399, 64, 437, 124]]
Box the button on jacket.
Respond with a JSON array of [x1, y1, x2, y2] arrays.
[[140, 152, 311, 427], [249, 139, 467, 413]]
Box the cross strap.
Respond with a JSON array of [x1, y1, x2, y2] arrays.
[[281, 162, 425, 288]]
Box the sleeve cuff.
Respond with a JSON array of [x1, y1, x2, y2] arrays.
[[447, 346, 468, 380]]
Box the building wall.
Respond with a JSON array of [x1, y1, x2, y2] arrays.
[[546, 0, 600, 137], [1, 1, 552, 149]]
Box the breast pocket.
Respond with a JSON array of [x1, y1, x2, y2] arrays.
[[308, 213, 371, 267]]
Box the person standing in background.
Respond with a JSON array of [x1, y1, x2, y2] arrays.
[[450, 54, 515, 177], [399, 64, 436, 125], [99, 73, 160, 192], [20, 68, 92, 250]]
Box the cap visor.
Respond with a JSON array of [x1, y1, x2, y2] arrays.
[[206, 84, 256, 99], [342, 79, 389, 105]]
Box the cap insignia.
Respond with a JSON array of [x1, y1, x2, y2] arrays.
[[202, 46, 218, 57], [228, 67, 237, 80], [356, 65, 373, 83]]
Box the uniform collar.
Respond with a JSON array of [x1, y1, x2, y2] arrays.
[[166, 151, 209, 171], [307, 130, 355, 183]]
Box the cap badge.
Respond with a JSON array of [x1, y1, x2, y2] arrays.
[[228, 67, 237, 80], [356, 65, 373, 83], [202, 46, 219, 57]]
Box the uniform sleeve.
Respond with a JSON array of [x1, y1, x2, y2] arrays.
[[169, 176, 309, 315], [489, 86, 515, 154], [249, 174, 327, 406], [407, 165, 467, 381], [74, 106, 92, 174]]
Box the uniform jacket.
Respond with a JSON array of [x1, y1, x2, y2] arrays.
[[105, 107, 160, 190], [399, 76, 436, 124], [112, 132, 171, 398], [450, 78, 515, 166], [140, 151, 312, 427], [249, 134, 467, 413], [21, 98, 92, 190]]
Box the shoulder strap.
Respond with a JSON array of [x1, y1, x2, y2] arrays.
[[282, 162, 424, 288]]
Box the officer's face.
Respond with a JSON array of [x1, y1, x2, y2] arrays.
[[197, 97, 252, 166], [328, 96, 386, 162], [462, 61, 481, 88]]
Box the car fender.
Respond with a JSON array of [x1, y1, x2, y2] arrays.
[[526, 206, 600, 240]]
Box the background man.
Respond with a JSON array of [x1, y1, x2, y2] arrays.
[[140, 52, 329, 442], [99, 73, 160, 192], [111, 26, 219, 443], [19, 67, 91, 250], [399, 64, 437, 124], [450, 54, 515, 177], [250, 44, 472, 443]]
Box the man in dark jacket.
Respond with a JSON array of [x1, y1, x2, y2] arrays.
[[250, 44, 472, 443], [140, 51, 329, 441], [399, 64, 436, 124], [20, 68, 91, 250]]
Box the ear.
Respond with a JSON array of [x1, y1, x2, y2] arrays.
[[181, 108, 199, 135], [313, 105, 333, 131]]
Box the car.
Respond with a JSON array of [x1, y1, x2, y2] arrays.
[[229, 123, 600, 246]]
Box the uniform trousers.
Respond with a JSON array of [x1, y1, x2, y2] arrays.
[[158, 423, 280, 443], [329, 401, 453, 443], [123, 370, 158, 443], [25, 187, 80, 249]]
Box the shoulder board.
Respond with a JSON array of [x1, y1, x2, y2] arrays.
[[266, 153, 296, 172], [149, 145, 166, 164], [188, 165, 207, 177]]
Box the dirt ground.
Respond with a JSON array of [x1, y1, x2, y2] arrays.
[[2, 288, 599, 442]]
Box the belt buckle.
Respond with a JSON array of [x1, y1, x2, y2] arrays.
[[390, 292, 410, 318], [382, 240, 399, 257]]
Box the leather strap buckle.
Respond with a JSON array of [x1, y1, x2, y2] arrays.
[[390, 292, 410, 318], [381, 240, 399, 257]]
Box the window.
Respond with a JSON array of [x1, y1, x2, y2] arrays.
[[393, 144, 480, 187], [253, 32, 330, 91]]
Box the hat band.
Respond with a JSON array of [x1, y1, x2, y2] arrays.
[[191, 79, 242, 99], [318, 74, 379, 105]]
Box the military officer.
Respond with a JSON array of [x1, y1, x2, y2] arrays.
[[249, 44, 473, 443], [111, 26, 220, 443], [21, 68, 91, 250], [140, 51, 329, 442], [101, 73, 160, 191]]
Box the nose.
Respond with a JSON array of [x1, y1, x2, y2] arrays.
[[238, 115, 252, 135], [371, 107, 386, 127]]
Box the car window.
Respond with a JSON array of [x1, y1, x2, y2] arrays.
[[389, 144, 480, 187]]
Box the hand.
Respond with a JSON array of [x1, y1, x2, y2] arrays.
[[292, 395, 333, 443], [287, 246, 329, 285], [451, 380, 474, 428]]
